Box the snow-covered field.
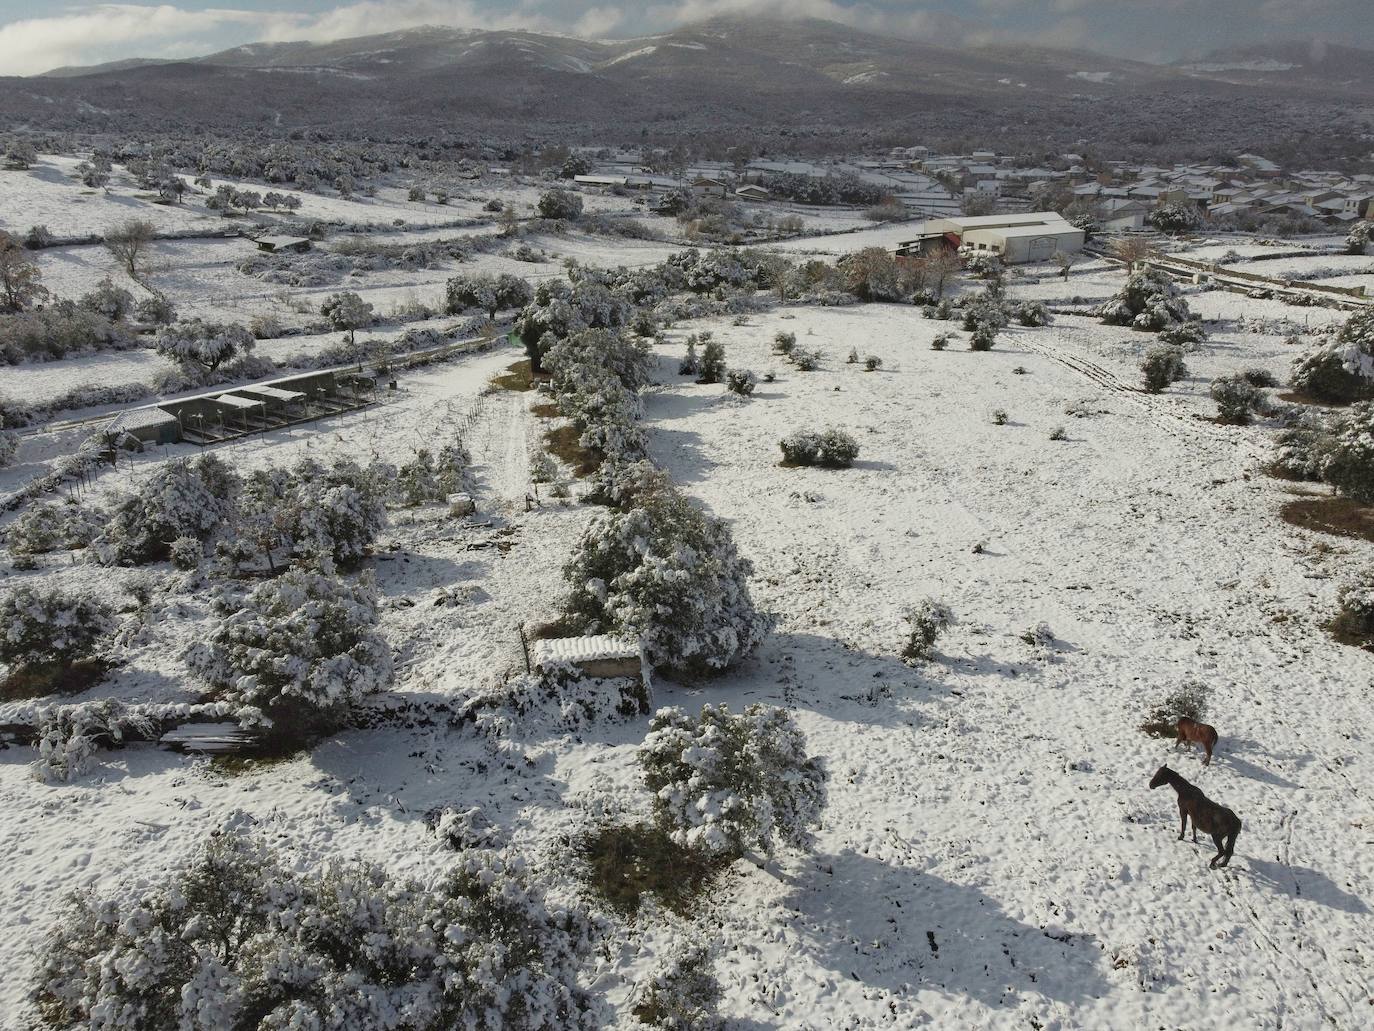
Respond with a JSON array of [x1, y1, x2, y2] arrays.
[[3, 157, 1374, 1029]]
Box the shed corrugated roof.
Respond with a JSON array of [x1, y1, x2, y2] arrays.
[[215, 393, 266, 410], [532, 635, 641, 666], [108, 407, 178, 431]]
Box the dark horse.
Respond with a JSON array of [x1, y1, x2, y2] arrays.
[[1174, 717, 1219, 765], [1149, 765, 1241, 868]]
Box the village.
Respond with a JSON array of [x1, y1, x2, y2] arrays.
[[1, 117, 1373, 1030]]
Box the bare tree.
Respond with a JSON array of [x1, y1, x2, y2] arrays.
[[1053, 251, 1075, 281], [922, 249, 963, 299], [1112, 236, 1156, 271], [105, 219, 156, 280]]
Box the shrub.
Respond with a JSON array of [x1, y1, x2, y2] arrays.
[[133, 293, 176, 326], [32, 829, 600, 1030], [772, 331, 796, 355], [931, 332, 952, 350], [538, 188, 584, 220], [697, 339, 726, 384], [1141, 682, 1210, 737], [780, 428, 858, 468], [864, 355, 882, 371], [1331, 571, 1374, 646], [1210, 374, 1265, 425], [1158, 320, 1207, 346], [790, 347, 822, 371], [640, 703, 826, 858], [1290, 343, 1371, 403], [78, 278, 134, 321], [1010, 300, 1050, 327], [1323, 402, 1374, 503], [1141, 344, 1189, 393], [632, 943, 725, 1031], [726, 368, 757, 396], [168, 535, 202, 570], [91, 456, 237, 565], [561, 478, 767, 676], [186, 568, 392, 743], [6, 502, 101, 557], [1095, 268, 1192, 331], [903, 599, 953, 662], [1049, 425, 1069, 441], [678, 338, 699, 376], [0, 586, 113, 671], [990, 408, 1009, 425]]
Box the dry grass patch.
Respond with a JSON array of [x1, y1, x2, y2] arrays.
[[1281, 496, 1374, 544], [0, 658, 111, 703], [544, 425, 600, 477], [488, 359, 536, 392]]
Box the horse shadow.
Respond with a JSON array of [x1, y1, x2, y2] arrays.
[[1210, 736, 1303, 790], [1241, 857, 1369, 915], [781, 849, 1110, 1008]]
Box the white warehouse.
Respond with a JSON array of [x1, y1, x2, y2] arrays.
[[895, 212, 1085, 265]]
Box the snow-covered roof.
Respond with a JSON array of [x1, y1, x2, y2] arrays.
[[215, 393, 267, 410], [256, 235, 310, 249], [107, 407, 178, 431], [240, 386, 305, 403], [532, 634, 641, 666]]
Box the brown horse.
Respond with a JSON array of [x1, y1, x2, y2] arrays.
[[1149, 765, 1241, 868], [1175, 717, 1219, 765]]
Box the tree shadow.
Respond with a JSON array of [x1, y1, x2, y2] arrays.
[[782, 849, 1109, 1007], [646, 425, 715, 485], [1241, 857, 1369, 914]]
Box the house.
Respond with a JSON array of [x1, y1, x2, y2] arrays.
[[896, 212, 1084, 264], [734, 184, 771, 201], [691, 177, 730, 199], [254, 235, 311, 254]]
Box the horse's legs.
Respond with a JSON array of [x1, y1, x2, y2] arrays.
[[1178, 808, 1187, 841], [1204, 739, 1214, 766], [1209, 833, 1225, 867]]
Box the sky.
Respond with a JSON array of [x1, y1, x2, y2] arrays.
[[0, 0, 1366, 77]]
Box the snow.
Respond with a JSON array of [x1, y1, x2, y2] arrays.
[[4, 156, 1374, 1029]]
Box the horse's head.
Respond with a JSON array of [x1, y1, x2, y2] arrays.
[[1148, 765, 1173, 789]]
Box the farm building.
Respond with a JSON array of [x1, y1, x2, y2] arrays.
[[735, 184, 771, 201], [691, 177, 730, 199], [104, 406, 181, 447], [255, 235, 312, 254], [895, 212, 1084, 265]]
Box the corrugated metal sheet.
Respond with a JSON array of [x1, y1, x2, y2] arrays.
[[532, 634, 640, 666], [108, 407, 178, 431]]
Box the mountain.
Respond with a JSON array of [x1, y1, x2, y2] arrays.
[[42, 58, 176, 78], [5, 18, 1372, 164], [1175, 40, 1374, 92]]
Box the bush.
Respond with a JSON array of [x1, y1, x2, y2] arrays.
[[32, 829, 600, 1030], [1240, 367, 1279, 388], [790, 347, 822, 371], [1323, 402, 1374, 503], [903, 599, 953, 662], [1095, 268, 1192, 331], [640, 703, 826, 858], [78, 278, 134, 321], [990, 408, 1009, 425], [725, 368, 757, 396], [0, 585, 113, 670], [1210, 374, 1265, 425], [1010, 300, 1050, 327], [1142, 682, 1210, 737], [6, 501, 101, 557], [1141, 344, 1189, 393], [864, 355, 882, 371], [186, 568, 392, 743], [678, 338, 699, 376], [133, 293, 176, 326], [1331, 571, 1374, 646], [780, 428, 859, 468], [561, 478, 767, 676], [697, 339, 726, 384], [931, 332, 953, 351], [632, 943, 725, 1031], [1158, 320, 1207, 346], [772, 331, 796, 355], [538, 188, 584, 220], [1049, 425, 1069, 441], [91, 456, 237, 565]]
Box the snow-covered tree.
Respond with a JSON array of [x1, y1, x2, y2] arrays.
[[1094, 268, 1193, 331], [538, 188, 584, 220], [1147, 203, 1203, 235], [639, 703, 826, 859], [726, 368, 757, 396], [1346, 221, 1371, 256], [839, 246, 904, 302], [320, 290, 374, 344], [779, 428, 859, 468], [32, 828, 601, 1030], [78, 277, 135, 320], [697, 339, 726, 384], [1291, 309, 1374, 403], [562, 479, 768, 676], [545, 328, 653, 395], [1210, 374, 1265, 425], [2, 139, 36, 169], [92, 456, 238, 564], [445, 272, 533, 317], [0, 230, 48, 312], [187, 568, 392, 741], [0, 585, 113, 671], [154, 318, 254, 373], [281, 458, 389, 569], [103, 218, 155, 279], [903, 598, 954, 662], [1322, 402, 1374, 504], [134, 293, 176, 325]]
